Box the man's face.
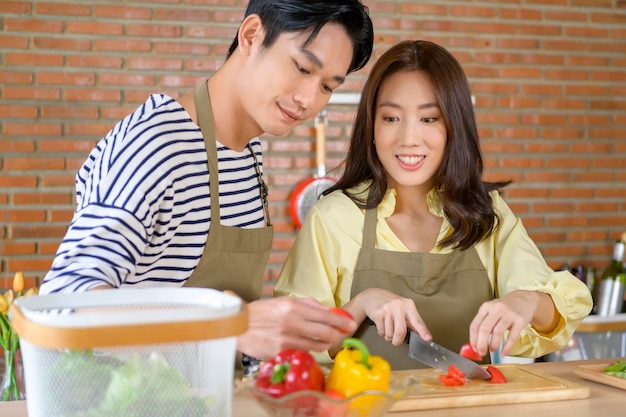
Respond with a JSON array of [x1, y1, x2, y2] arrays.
[[243, 23, 354, 137]]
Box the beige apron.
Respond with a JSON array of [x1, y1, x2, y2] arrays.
[[183, 81, 274, 304], [351, 204, 493, 370]]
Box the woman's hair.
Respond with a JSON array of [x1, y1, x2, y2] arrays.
[[325, 40, 510, 250], [227, 0, 373, 74]]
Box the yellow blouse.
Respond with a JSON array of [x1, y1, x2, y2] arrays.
[[275, 182, 593, 359]]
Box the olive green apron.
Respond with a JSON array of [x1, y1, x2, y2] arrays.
[[183, 81, 274, 304], [351, 204, 493, 370]]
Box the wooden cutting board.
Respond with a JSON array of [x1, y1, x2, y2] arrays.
[[573, 362, 626, 390], [390, 364, 589, 411]]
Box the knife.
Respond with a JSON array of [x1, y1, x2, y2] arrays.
[[407, 331, 492, 380]]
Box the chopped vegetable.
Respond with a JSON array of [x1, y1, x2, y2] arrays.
[[254, 349, 325, 398], [604, 360, 626, 378], [459, 343, 483, 361], [487, 365, 508, 384], [325, 338, 390, 397], [46, 349, 213, 417], [439, 373, 464, 386], [438, 364, 467, 386]]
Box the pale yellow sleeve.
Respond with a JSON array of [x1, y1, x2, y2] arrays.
[[475, 192, 593, 358], [274, 192, 364, 309], [274, 192, 365, 364]]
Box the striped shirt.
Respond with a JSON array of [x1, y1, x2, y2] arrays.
[[40, 94, 265, 294]]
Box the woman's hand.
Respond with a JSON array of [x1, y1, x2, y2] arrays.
[[345, 288, 432, 346], [237, 296, 357, 359], [469, 289, 558, 357]]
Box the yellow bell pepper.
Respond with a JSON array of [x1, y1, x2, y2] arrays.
[[326, 338, 391, 397]]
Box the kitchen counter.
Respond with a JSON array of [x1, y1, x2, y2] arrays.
[[0, 357, 623, 417]]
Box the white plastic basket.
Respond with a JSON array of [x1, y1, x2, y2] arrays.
[[10, 287, 248, 417]]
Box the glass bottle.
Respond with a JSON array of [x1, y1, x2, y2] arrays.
[[596, 240, 626, 316]]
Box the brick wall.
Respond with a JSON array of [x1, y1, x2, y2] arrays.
[[1, 0, 625, 294]]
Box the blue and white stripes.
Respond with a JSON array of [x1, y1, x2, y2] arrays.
[[41, 94, 265, 294]]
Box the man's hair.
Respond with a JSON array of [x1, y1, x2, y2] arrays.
[[227, 0, 373, 74]]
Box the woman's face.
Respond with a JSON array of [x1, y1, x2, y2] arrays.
[[373, 70, 447, 191]]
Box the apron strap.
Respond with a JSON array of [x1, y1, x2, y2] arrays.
[[195, 81, 221, 224]]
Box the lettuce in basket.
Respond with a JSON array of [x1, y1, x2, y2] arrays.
[[97, 352, 212, 417], [45, 349, 123, 416], [48, 349, 213, 417]]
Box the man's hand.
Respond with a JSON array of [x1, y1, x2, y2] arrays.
[[237, 296, 357, 359]]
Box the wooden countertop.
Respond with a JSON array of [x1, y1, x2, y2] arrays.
[[1, 358, 624, 417], [576, 313, 626, 332]]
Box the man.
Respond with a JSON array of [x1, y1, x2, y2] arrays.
[[40, 0, 374, 360]]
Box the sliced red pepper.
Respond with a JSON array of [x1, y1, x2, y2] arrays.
[[459, 343, 483, 361], [254, 349, 325, 397], [447, 364, 466, 384], [439, 374, 464, 386], [487, 365, 508, 384]]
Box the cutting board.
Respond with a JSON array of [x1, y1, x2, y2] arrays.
[[390, 364, 589, 411], [573, 362, 626, 390]]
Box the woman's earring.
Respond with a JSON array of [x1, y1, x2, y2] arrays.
[[372, 139, 376, 144]]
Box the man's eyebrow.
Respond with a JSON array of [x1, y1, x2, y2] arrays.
[[301, 49, 345, 85]]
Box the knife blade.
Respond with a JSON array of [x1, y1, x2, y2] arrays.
[[407, 331, 492, 380]]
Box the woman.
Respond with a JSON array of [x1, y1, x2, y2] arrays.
[[275, 40, 592, 370]]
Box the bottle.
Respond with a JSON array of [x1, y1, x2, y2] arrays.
[[585, 266, 596, 313], [596, 240, 626, 316]]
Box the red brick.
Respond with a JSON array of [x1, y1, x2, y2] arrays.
[[155, 42, 211, 55], [38, 72, 95, 86], [5, 157, 65, 171], [49, 209, 75, 222], [186, 25, 237, 39], [3, 123, 62, 137], [64, 89, 121, 102], [0, 242, 36, 256], [33, 37, 91, 51], [2, 87, 60, 100], [5, 52, 64, 66], [127, 57, 183, 70], [0, 209, 46, 223], [40, 242, 62, 256], [93, 39, 152, 53], [98, 73, 156, 86], [95, 5, 152, 20], [0, 71, 33, 84], [39, 140, 96, 153], [41, 104, 99, 120], [67, 21, 124, 35], [155, 8, 211, 21], [12, 193, 71, 206], [0, 176, 37, 187], [0, 34, 29, 49], [0, 105, 37, 118], [4, 18, 63, 33], [0, 1, 32, 14], [67, 55, 123, 69], [126, 23, 182, 38], [42, 175, 78, 188], [65, 123, 114, 137]]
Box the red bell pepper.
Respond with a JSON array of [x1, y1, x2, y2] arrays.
[[459, 343, 483, 361], [254, 349, 325, 397], [487, 365, 507, 384]]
